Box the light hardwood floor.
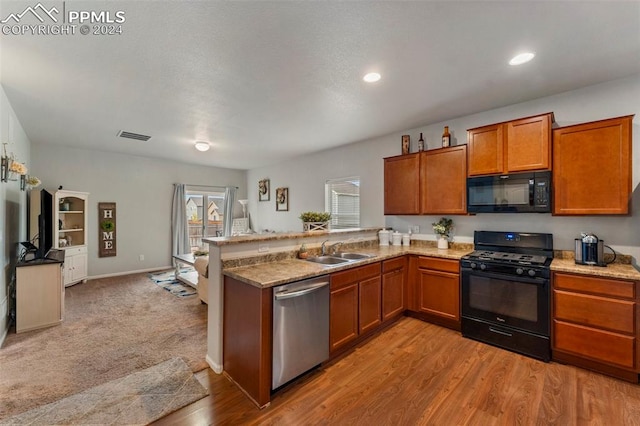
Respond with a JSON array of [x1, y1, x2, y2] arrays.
[[155, 317, 640, 425]]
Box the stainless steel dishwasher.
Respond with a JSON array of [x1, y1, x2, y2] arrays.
[[272, 275, 330, 390]]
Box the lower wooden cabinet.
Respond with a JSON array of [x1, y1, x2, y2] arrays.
[[330, 262, 383, 354], [382, 257, 406, 321], [409, 256, 460, 330], [329, 281, 359, 351], [359, 276, 381, 334], [552, 271, 639, 381]]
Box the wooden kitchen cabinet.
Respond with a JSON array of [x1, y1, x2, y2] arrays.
[[409, 256, 461, 330], [384, 146, 467, 215], [553, 115, 633, 215], [382, 257, 406, 322], [467, 112, 554, 176], [420, 145, 467, 214], [552, 271, 639, 382], [330, 263, 382, 354], [359, 275, 382, 334], [384, 153, 420, 215]]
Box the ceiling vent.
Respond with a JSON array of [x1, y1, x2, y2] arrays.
[[117, 130, 151, 141]]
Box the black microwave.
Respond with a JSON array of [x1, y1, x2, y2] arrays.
[[467, 171, 551, 213]]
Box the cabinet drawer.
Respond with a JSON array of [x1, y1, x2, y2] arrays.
[[554, 290, 635, 334], [554, 272, 635, 299], [417, 257, 459, 274], [331, 262, 381, 290], [382, 257, 405, 273], [554, 320, 636, 369]]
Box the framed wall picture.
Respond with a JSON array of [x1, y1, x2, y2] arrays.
[[401, 135, 410, 155], [275, 187, 288, 211], [258, 178, 270, 201]]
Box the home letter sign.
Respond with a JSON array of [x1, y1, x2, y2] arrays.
[[98, 202, 117, 257]]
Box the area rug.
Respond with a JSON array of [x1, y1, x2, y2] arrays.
[[148, 268, 197, 297], [0, 272, 208, 421], [0, 357, 208, 425]]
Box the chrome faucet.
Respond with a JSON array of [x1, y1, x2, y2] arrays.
[[321, 240, 343, 255]]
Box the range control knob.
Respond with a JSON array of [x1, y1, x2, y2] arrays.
[[480, 263, 487, 271], [528, 269, 537, 277], [516, 268, 524, 275]]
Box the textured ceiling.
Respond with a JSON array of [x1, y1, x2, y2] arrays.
[[1, 1, 639, 170]]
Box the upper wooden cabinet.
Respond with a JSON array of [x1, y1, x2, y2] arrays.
[[553, 115, 633, 215], [384, 146, 467, 215], [467, 112, 554, 176], [420, 145, 467, 214], [384, 153, 420, 215]]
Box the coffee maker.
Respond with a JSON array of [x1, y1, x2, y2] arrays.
[[575, 232, 606, 266]]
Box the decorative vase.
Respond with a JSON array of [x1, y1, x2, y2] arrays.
[[437, 236, 449, 249]]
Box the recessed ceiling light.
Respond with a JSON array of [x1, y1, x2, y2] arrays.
[[194, 141, 210, 152], [363, 72, 381, 83], [509, 52, 535, 66]]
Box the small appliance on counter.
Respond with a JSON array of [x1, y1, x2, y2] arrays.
[[575, 232, 615, 267]]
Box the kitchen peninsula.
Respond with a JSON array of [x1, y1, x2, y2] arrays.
[[213, 230, 473, 408], [202, 228, 385, 374]]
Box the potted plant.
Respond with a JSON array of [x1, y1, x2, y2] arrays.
[[299, 211, 331, 231], [432, 217, 453, 249]]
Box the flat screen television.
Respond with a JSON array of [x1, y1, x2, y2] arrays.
[[38, 189, 53, 259]]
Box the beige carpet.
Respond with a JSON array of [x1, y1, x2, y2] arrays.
[[0, 357, 208, 425], [0, 272, 208, 421]]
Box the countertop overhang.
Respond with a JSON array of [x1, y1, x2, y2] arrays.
[[204, 227, 381, 247]]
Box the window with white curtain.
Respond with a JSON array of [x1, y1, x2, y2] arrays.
[[325, 177, 360, 229]]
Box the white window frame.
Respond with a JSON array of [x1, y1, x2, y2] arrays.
[[325, 176, 360, 229]]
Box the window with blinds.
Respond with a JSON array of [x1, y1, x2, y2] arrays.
[[325, 177, 360, 229]]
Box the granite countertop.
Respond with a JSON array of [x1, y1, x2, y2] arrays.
[[551, 258, 640, 281], [223, 244, 473, 288], [224, 243, 640, 288], [203, 227, 381, 247]]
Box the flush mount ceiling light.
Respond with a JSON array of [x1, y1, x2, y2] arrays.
[[194, 141, 210, 152], [509, 52, 535, 66], [363, 72, 381, 83]]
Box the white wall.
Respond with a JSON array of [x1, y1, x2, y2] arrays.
[[248, 74, 640, 263], [0, 84, 31, 345], [30, 145, 247, 277]]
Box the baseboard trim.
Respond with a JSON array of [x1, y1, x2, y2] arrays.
[[88, 265, 173, 280], [206, 354, 222, 374]]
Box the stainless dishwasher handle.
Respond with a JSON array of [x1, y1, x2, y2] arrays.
[[274, 282, 329, 300]]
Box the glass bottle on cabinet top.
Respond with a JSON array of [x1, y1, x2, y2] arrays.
[[442, 126, 451, 148], [54, 190, 89, 286]]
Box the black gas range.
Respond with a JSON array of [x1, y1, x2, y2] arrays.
[[461, 231, 553, 362]]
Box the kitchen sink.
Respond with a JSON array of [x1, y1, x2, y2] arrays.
[[306, 256, 352, 265], [332, 252, 375, 260], [306, 252, 375, 265]]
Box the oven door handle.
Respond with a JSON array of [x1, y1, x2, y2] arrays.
[[489, 327, 513, 337], [461, 269, 548, 286]]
